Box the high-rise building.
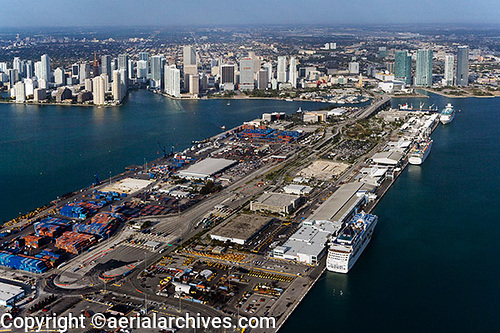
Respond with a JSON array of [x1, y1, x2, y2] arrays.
[[164, 65, 181, 98], [53, 68, 65, 87], [139, 52, 149, 62], [456, 46, 469, 86], [14, 81, 25, 103], [24, 78, 37, 96], [13, 57, 22, 77], [257, 69, 269, 90], [415, 49, 433, 87], [80, 62, 91, 82], [263, 62, 273, 82], [239, 58, 255, 91], [127, 59, 134, 80], [221, 64, 236, 85], [189, 74, 199, 95], [40, 54, 50, 82], [9, 69, 20, 88], [101, 55, 112, 81], [117, 54, 128, 70], [92, 76, 105, 105], [348, 61, 359, 75], [84, 78, 92, 92], [0, 62, 7, 73], [137, 60, 148, 79], [289, 57, 297, 88], [444, 54, 454, 86], [25, 60, 34, 79], [183, 46, 197, 67], [277, 56, 287, 83], [112, 70, 122, 102], [394, 51, 412, 85], [150, 55, 163, 87]]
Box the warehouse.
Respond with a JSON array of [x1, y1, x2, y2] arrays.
[[283, 184, 313, 195], [250, 192, 301, 215], [309, 182, 374, 223], [178, 158, 237, 179], [371, 151, 403, 166], [210, 214, 273, 245], [0, 282, 25, 307]]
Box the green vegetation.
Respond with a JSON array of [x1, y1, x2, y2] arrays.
[[200, 180, 222, 195]]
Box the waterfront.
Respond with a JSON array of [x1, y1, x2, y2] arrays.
[[0, 90, 323, 223], [281, 93, 500, 332]]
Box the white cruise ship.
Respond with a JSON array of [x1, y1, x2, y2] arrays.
[[326, 212, 378, 273], [440, 103, 455, 124], [408, 138, 433, 165]]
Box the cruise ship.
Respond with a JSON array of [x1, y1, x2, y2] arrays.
[[408, 138, 433, 165], [326, 212, 378, 273], [440, 103, 455, 124]]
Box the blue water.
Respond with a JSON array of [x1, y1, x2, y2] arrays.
[[281, 94, 500, 332], [0, 91, 322, 222]]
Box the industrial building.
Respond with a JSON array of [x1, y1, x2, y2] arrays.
[[309, 182, 374, 223], [210, 214, 273, 245], [0, 282, 25, 307], [283, 184, 313, 195], [272, 220, 340, 265], [178, 158, 237, 179], [250, 192, 301, 215]]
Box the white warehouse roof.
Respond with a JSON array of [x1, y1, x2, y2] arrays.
[[178, 158, 237, 179]]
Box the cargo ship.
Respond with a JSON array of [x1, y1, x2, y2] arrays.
[[440, 103, 455, 124], [408, 138, 433, 165], [326, 212, 378, 273]]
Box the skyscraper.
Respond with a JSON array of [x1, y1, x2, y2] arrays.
[[117, 54, 128, 70], [444, 54, 454, 86], [101, 55, 112, 81], [456, 46, 469, 86], [239, 58, 255, 91], [221, 64, 236, 91], [183, 46, 197, 67], [14, 81, 25, 103], [394, 51, 412, 85], [164, 64, 181, 98], [13, 57, 22, 77], [127, 59, 134, 80], [54, 68, 65, 86], [348, 61, 359, 75], [137, 60, 148, 79], [415, 49, 433, 87], [277, 56, 287, 83], [40, 54, 50, 82], [289, 57, 297, 88], [150, 55, 163, 88], [189, 74, 199, 95], [80, 62, 91, 82], [257, 70, 269, 90], [112, 70, 122, 102]]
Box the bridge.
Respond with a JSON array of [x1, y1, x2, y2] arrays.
[[358, 95, 391, 119]]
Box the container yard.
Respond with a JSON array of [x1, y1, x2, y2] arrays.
[[55, 231, 96, 254]]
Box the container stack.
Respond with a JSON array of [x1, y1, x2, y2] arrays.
[[55, 231, 96, 254], [34, 249, 61, 267], [34, 217, 71, 238], [0, 251, 49, 273], [23, 235, 47, 249], [72, 212, 120, 238]]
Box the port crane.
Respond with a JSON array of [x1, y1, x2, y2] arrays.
[[157, 141, 175, 158]]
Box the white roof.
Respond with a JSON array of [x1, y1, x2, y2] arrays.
[[178, 158, 237, 178], [371, 151, 403, 165], [0, 282, 24, 302]]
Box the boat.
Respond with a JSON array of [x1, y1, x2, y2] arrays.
[[227, 101, 230, 106], [408, 138, 433, 165], [221, 125, 226, 130], [296, 107, 303, 113], [440, 103, 455, 124], [326, 212, 378, 273]]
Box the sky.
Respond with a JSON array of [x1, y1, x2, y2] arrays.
[[3, 0, 499, 27]]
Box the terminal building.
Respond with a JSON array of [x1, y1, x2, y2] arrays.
[[178, 158, 237, 180], [272, 220, 340, 265], [210, 214, 273, 245], [250, 192, 301, 215], [0, 282, 25, 307], [283, 184, 313, 196]]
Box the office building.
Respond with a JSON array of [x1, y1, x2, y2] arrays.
[[239, 58, 255, 91], [221, 64, 236, 88], [258, 69, 269, 90], [127, 59, 134, 80], [25, 60, 34, 79], [289, 56, 297, 88], [457, 46, 469, 86], [394, 51, 412, 85], [84, 78, 92, 92], [415, 49, 433, 87], [277, 56, 287, 83], [183, 46, 197, 67], [80, 62, 91, 82], [112, 70, 122, 102], [444, 54, 454, 86], [24, 78, 36, 96], [9, 69, 19, 88], [101, 55, 112, 81]]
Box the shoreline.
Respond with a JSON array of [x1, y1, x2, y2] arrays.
[[420, 88, 500, 99]]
